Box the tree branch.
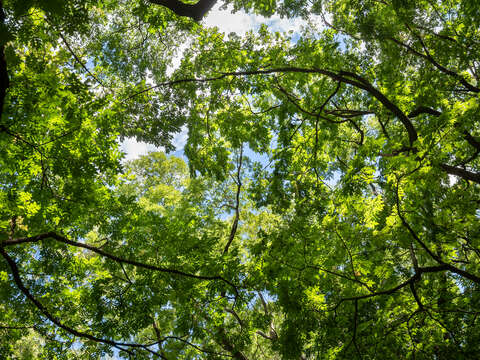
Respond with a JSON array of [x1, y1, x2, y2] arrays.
[[4, 231, 238, 293], [148, 0, 217, 21], [223, 146, 243, 255], [408, 106, 442, 118], [217, 328, 249, 360], [390, 35, 479, 93], [130, 67, 417, 145], [0, 246, 149, 356], [256, 330, 276, 340], [57, 31, 106, 89], [463, 131, 480, 152], [396, 184, 480, 284], [439, 163, 480, 184], [225, 307, 243, 327]]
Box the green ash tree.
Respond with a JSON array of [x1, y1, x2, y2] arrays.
[[1, 0, 479, 359]]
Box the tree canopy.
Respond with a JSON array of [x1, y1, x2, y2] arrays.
[[1, 0, 480, 358]]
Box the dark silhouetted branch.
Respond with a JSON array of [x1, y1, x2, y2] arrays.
[[129, 67, 417, 145], [463, 131, 480, 152], [408, 106, 441, 118], [148, 0, 217, 21], [439, 163, 480, 184], [0, 247, 147, 357], [223, 146, 243, 255], [4, 231, 238, 293]]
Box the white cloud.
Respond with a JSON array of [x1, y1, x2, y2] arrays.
[[120, 138, 162, 162], [204, 4, 321, 37], [166, 41, 190, 76], [204, 5, 260, 35], [120, 126, 188, 162], [172, 125, 188, 150]]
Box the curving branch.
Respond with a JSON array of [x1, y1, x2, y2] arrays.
[[153, 331, 232, 358], [439, 163, 480, 184], [390, 35, 479, 93], [223, 146, 243, 255], [256, 330, 276, 340], [225, 307, 244, 327], [2, 245, 230, 358], [332, 263, 472, 312], [129, 67, 417, 146], [4, 231, 238, 294], [463, 131, 480, 152], [57, 31, 106, 89], [148, 0, 217, 21], [395, 184, 480, 284], [408, 106, 442, 118], [0, 246, 154, 357]]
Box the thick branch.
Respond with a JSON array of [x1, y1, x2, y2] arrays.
[[0, 247, 146, 356], [4, 231, 237, 293], [408, 106, 441, 118], [225, 308, 243, 327], [148, 0, 217, 21], [218, 328, 249, 360], [130, 67, 417, 145], [390, 36, 479, 93], [409, 282, 424, 310], [223, 147, 243, 255], [256, 330, 276, 340], [463, 131, 480, 152], [439, 163, 480, 184]]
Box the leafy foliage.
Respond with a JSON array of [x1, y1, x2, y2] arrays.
[[1, 0, 480, 359]]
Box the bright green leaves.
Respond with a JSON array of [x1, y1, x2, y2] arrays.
[[1, 0, 480, 358]]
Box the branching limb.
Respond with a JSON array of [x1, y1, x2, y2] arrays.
[[57, 31, 106, 89], [148, 0, 217, 21], [408, 106, 442, 118], [395, 183, 443, 262], [256, 292, 278, 340], [256, 330, 277, 340], [225, 308, 243, 327], [409, 282, 424, 310], [439, 163, 480, 184], [335, 228, 369, 289], [333, 273, 419, 311], [395, 184, 480, 284], [218, 328, 250, 360], [155, 332, 231, 358], [4, 231, 238, 293], [223, 146, 243, 255], [389, 35, 479, 93], [127, 67, 417, 145], [0, 247, 149, 357], [462, 131, 480, 152]]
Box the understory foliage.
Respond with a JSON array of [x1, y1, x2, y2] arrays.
[[1, 0, 480, 359]]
